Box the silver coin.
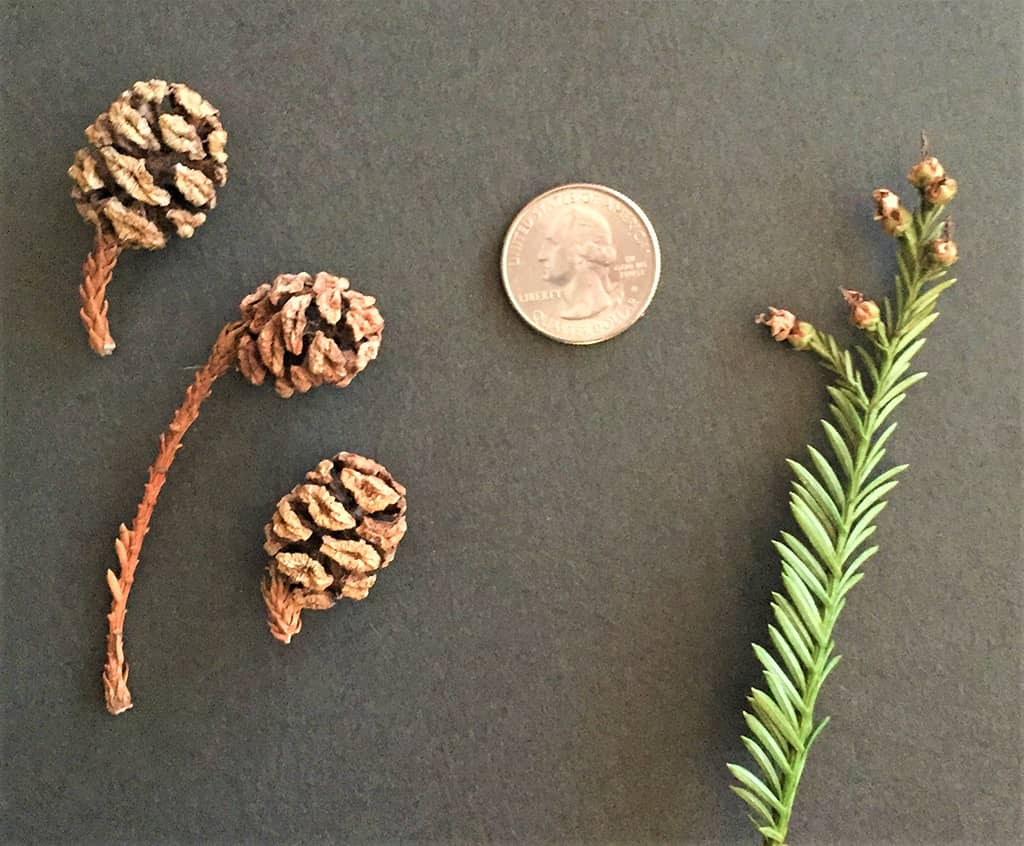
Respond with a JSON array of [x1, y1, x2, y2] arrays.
[[501, 183, 660, 345]]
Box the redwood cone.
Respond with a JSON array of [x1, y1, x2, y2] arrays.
[[69, 79, 228, 248], [262, 452, 408, 643], [236, 272, 384, 398]]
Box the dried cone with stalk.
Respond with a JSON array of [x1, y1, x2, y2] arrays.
[[69, 79, 228, 355], [262, 453, 408, 644], [102, 272, 383, 715]]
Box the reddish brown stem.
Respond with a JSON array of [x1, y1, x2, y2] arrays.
[[79, 231, 123, 356], [102, 321, 244, 715], [261, 571, 304, 644]]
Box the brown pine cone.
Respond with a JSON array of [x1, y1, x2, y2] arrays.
[[262, 452, 408, 643], [68, 79, 228, 249], [236, 272, 384, 398]]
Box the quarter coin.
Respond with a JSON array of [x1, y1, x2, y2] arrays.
[[501, 183, 660, 344]]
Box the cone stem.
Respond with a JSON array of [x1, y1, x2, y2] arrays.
[[102, 321, 244, 715], [79, 231, 123, 356], [261, 571, 304, 644]]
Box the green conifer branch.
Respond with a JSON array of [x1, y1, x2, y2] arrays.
[[733, 152, 959, 845]]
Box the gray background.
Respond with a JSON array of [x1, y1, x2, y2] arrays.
[[1, 1, 1021, 844]]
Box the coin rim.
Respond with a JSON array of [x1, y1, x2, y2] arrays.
[[500, 182, 661, 345]]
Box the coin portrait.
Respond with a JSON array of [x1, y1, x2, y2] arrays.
[[501, 184, 660, 345], [537, 205, 620, 320]]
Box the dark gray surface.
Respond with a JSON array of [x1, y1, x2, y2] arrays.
[[1, 1, 1021, 844]]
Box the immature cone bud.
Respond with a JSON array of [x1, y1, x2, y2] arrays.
[[788, 321, 815, 350], [907, 156, 944, 189], [236, 272, 384, 398], [69, 80, 228, 248], [924, 176, 958, 205], [754, 308, 814, 349], [841, 288, 881, 330], [872, 188, 911, 237], [262, 452, 408, 643], [930, 236, 959, 267], [755, 307, 797, 342]]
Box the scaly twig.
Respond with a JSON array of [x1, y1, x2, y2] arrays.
[[102, 321, 244, 714], [79, 231, 123, 356], [261, 572, 304, 645]]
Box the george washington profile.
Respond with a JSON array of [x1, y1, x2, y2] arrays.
[[537, 205, 621, 319]]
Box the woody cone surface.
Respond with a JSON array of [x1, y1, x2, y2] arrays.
[[70, 79, 227, 248], [237, 272, 384, 398], [263, 453, 408, 643], [69, 79, 228, 354]]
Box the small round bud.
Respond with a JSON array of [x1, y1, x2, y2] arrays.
[[907, 156, 945, 189], [880, 206, 911, 237], [873, 189, 911, 237], [851, 300, 881, 330], [872, 188, 901, 216], [930, 237, 959, 267], [841, 288, 881, 330], [787, 321, 815, 350], [925, 176, 957, 205]]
